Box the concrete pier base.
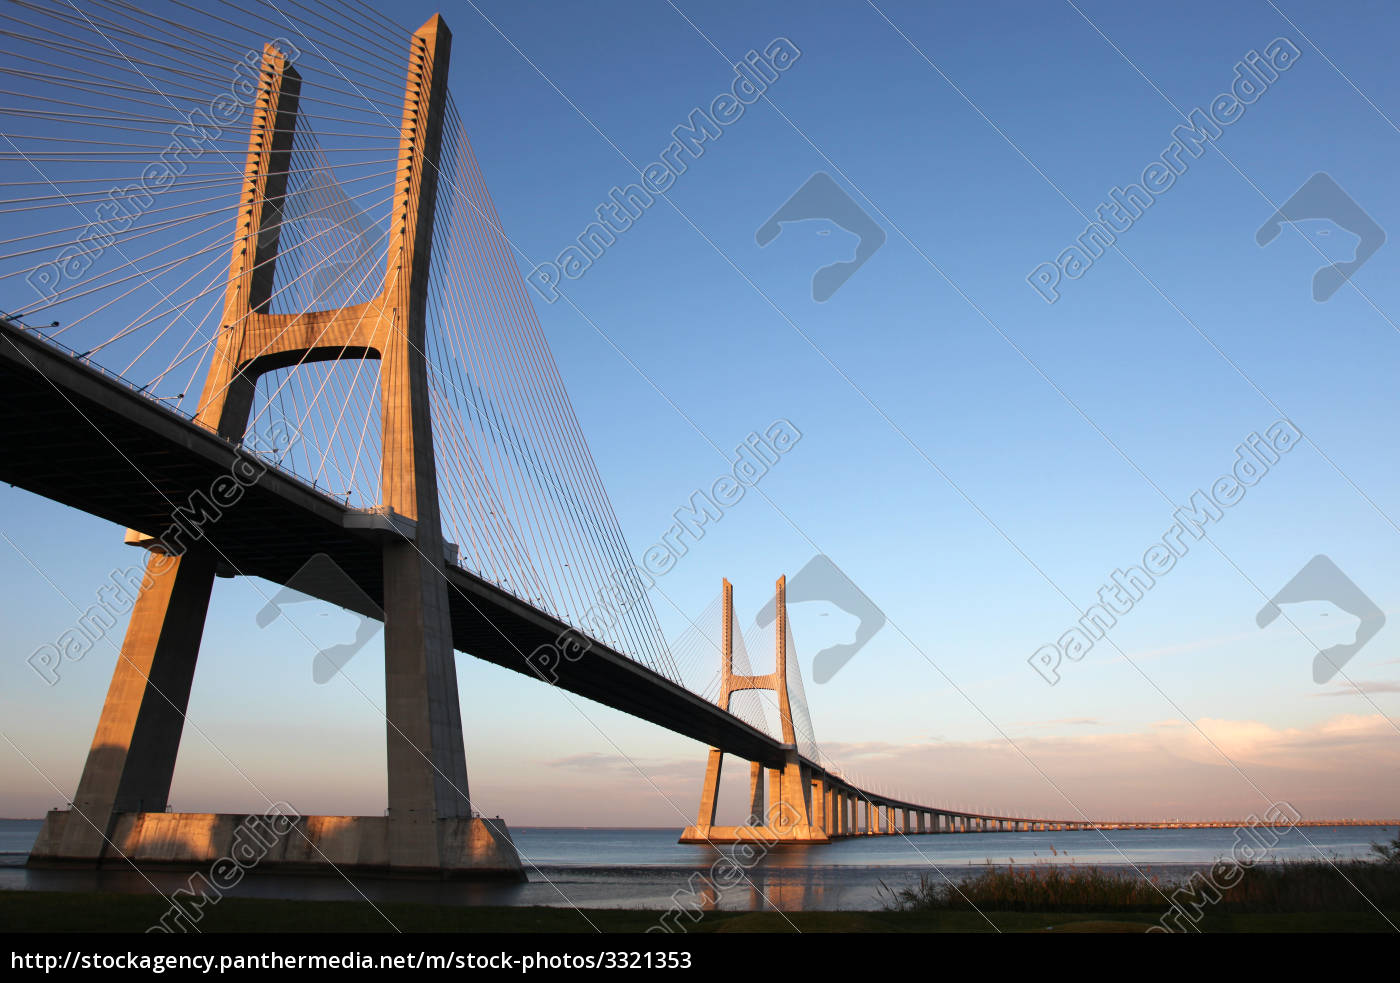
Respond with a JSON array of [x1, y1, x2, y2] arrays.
[[678, 823, 830, 846], [28, 810, 525, 880]]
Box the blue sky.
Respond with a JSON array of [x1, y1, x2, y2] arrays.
[[3, 0, 1399, 827]]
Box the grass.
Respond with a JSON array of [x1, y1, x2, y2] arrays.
[[877, 853, 1400, 922], [879, 864, 1172, 912], [6, 837, 1398, 933], [0, 886, 1395, 933]]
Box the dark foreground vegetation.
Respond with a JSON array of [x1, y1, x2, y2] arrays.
[[879, 846, 1400, 930], [0, 881, 1395, 934], [4, 837, 1397, 934]]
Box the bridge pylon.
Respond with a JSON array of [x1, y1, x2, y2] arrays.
[[680, 576, 830, 845], [30, 15, 523, 879]]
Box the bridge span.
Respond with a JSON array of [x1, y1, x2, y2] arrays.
[[7, 308, 1393, 867], [4, 7, 1389, 881]]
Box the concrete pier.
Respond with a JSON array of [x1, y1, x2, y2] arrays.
[[29, 810, 522, 879], [29, 16, 523, 882]]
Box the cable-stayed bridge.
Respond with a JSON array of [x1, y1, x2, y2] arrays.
[[4, 3, 1380, 879]]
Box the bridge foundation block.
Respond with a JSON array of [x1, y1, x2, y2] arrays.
[[29, 810, 522, 880], [681, 751, 830, 845]]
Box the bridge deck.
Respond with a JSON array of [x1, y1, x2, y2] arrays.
[[0, 321, 784, 769], [8, 321, 1392, 835]]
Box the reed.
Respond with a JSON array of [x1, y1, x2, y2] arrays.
[[880, 856, 1400, 914]]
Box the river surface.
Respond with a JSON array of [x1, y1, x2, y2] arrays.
[[1, 819, 1391, 913]]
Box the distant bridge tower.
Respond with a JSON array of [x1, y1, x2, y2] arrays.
[[680, 576, 830, 844], [32, 15, 522, 878]]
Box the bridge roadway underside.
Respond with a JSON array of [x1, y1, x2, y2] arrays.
[[0, 323, 785, 769]]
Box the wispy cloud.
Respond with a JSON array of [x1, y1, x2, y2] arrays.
[[1316, 680, 1400, 697], [818, 714, 1400, 821], [1013, 717, 1103, 729]]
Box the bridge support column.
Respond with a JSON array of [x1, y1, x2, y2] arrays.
[[39, 38, 278, 865], [50, 548, 219, 860], [747, 762, 765, 823], [680, 578, 827, 845], [695, 749, 724, 831], [29, 17, 523, 881]]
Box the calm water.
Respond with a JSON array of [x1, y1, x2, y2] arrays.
[[1, 819, 1392, 912]]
